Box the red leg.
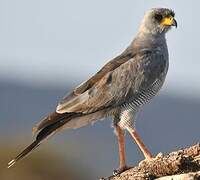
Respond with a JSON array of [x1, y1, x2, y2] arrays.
[[126, 127, 153, 160], [115, 125, 126, 170]]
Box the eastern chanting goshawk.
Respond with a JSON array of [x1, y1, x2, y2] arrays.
[[8, 8, 177, 174]]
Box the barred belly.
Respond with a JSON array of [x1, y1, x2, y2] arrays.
[[118, 79, 163, 129]]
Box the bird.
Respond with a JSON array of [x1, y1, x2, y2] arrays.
[[8, 8, 177, 174]]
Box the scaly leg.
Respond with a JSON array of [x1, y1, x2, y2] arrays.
[[126, 126, 153, 160], [114, 125, 127, 173]]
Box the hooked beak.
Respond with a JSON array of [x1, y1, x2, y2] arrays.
[[161, 17, 177, 28], [172, 18, 177, 28]]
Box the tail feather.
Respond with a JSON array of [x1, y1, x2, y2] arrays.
[[8, 140, 40, 168], [8, 112, 81, 168], [32, 112, 76, 136]]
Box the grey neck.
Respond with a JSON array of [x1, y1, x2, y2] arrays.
[[130, 30, 167, 52]]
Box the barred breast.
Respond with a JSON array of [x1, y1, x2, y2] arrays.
[[118, 78, 163, 129]]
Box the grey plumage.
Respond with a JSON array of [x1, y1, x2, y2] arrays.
[[8, 8, 177, 169]]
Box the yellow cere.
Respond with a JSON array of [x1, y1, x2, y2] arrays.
[[161, 16, 174, 26]]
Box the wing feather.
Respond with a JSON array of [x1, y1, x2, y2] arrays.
[[56, 49, 165, 114]]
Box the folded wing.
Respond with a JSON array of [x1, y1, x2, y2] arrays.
[[56, 50, 155, 114]]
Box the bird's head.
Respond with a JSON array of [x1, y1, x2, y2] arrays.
[[139, 8, 177, 35]]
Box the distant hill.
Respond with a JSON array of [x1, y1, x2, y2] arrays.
[[1, 81, 200, 178]]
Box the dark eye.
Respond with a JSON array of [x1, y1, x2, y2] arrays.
[[170, 11, 175, 17], [154, 14, 163, 22]]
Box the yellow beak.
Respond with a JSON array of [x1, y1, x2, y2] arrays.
[[161, 16, 177, 28]]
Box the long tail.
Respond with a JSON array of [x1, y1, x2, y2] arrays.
[[8, 112, 80, 168], [8, 140, 40, 168]]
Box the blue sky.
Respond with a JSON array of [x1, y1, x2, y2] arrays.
[[0, 0, 199, 98]]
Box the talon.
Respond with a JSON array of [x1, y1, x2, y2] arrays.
[[139, 157, 155, 167], [99, 178, 107, 180], [99, 177, 110, 180], [113, 169, 120, 176], [113, 166, 131, 176], [155, 152, 163, 159]]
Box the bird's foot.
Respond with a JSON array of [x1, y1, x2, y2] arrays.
[[113, 166, 131, 176], [138, 153, 164, 167], [155, 152, 164, 159], [99, 166, 131, 180], [99, 177, 109, 180]]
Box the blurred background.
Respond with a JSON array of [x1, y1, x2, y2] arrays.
[[0, 0, 200, 179]]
